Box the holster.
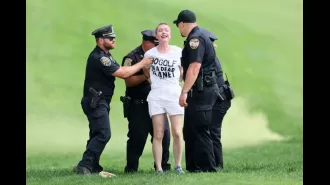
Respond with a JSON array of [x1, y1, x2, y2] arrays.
[[120, 96, 131, 118], [204, 71, 217, 87], [196, 77, 203, 91], [195, 71, 217, 91], [88, 87, 102, 109]]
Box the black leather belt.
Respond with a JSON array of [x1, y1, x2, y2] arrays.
[[131, 98, 147, 104]]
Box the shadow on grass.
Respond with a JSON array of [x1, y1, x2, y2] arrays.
[[26, 167, 158, 179]]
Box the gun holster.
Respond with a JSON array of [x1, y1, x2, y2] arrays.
[[120, 96, 131, 118], [204, 71, 217, 87], [196, 77, 203, 91], [88, 87, 102, 109]]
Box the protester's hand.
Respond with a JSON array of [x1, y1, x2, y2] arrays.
[[179, 93, 188, 107], [141, 57, 153, 67]]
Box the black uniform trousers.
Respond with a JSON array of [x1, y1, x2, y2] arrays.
[[183, 85, 219, 173], [78, 97, 111, 173], [210, 98, 231, 169], [125, 99, 171, 173]]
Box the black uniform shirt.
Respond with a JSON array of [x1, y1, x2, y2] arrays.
[[214, 57, 225, 86], [122, 45, 151, 99], [199, 27, 225, 86], [181, 26, 216, 80], [83, 46, 120, 101]]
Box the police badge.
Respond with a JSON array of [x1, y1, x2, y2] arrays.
[[189, 38, 200, 49], [100, 56, 111, 66]]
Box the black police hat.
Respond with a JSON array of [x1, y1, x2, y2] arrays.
[[200, 28, 218, 42], [91, 24, 116, 38], [173, 10, 196, 25], [141, 29, 158, 44]]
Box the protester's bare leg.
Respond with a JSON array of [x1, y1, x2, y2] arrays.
[[152, 113, 166, 171], [169, 114, 183, 167]]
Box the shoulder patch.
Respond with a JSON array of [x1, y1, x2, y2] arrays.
[[189, 38, 200, 49], [100, 56, 111, 66], [124, 58, 133, 66]]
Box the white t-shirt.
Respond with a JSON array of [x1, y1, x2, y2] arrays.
[[144, 45, 182, 102]]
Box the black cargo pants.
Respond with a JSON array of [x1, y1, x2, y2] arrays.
[[78, 97, 111, 173], [210, 96, 231, 169], [183, 85, 218, 173]]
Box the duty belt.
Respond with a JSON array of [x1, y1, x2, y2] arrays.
[[131, 98, 147, 104]]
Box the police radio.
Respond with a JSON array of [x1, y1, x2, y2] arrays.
[[223, 73, 235, 100]]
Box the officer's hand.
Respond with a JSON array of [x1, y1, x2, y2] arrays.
[[141, 57, 153, 67], [179, 93, 188, 107]]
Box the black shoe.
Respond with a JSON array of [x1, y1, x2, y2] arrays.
[[124, 166, 137, 174], [92, 164, 103, 173], [216, 165, 223, 171], [162, 163, 171, 172], [73, 165, 92, 175]]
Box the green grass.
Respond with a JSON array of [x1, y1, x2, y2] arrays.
[[26, 0, 303, 184]]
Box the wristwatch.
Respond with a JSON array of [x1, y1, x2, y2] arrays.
[[181, 90, 188, 95]]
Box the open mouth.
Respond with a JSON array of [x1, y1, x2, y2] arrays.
[[161, 34, 168, 39]]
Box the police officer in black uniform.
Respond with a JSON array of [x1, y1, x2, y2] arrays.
[[200, 28, 232, 169], [173, 10, 230, 173], [121, 30, 171, 173], [73, 24, 152, 175]]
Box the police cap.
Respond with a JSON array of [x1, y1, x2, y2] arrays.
[[141, 29, 158, 45], [200, 28, 218, 42], [173, 10, 196, 25], [91, 24, 116, 38]]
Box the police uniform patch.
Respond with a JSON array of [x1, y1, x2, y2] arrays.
[[100, 56, 111, 66], [124, 58, 133, 66], [189, 38, 199, 49]]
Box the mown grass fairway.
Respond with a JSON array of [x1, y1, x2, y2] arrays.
[[26, 0, 303, 184]]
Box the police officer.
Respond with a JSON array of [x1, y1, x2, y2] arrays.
[[73, 24, 152, 175], [121, 30, 171, 173], [173, 10, 228, 172], [200, 28, 232, 169]]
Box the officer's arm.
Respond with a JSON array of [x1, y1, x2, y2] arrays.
[[179, 66, 183, 82], [142, 67, 151, 83], [112, 57, 151, 79], [182, 37, 205, 92], [122, 57, 148, 87]]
